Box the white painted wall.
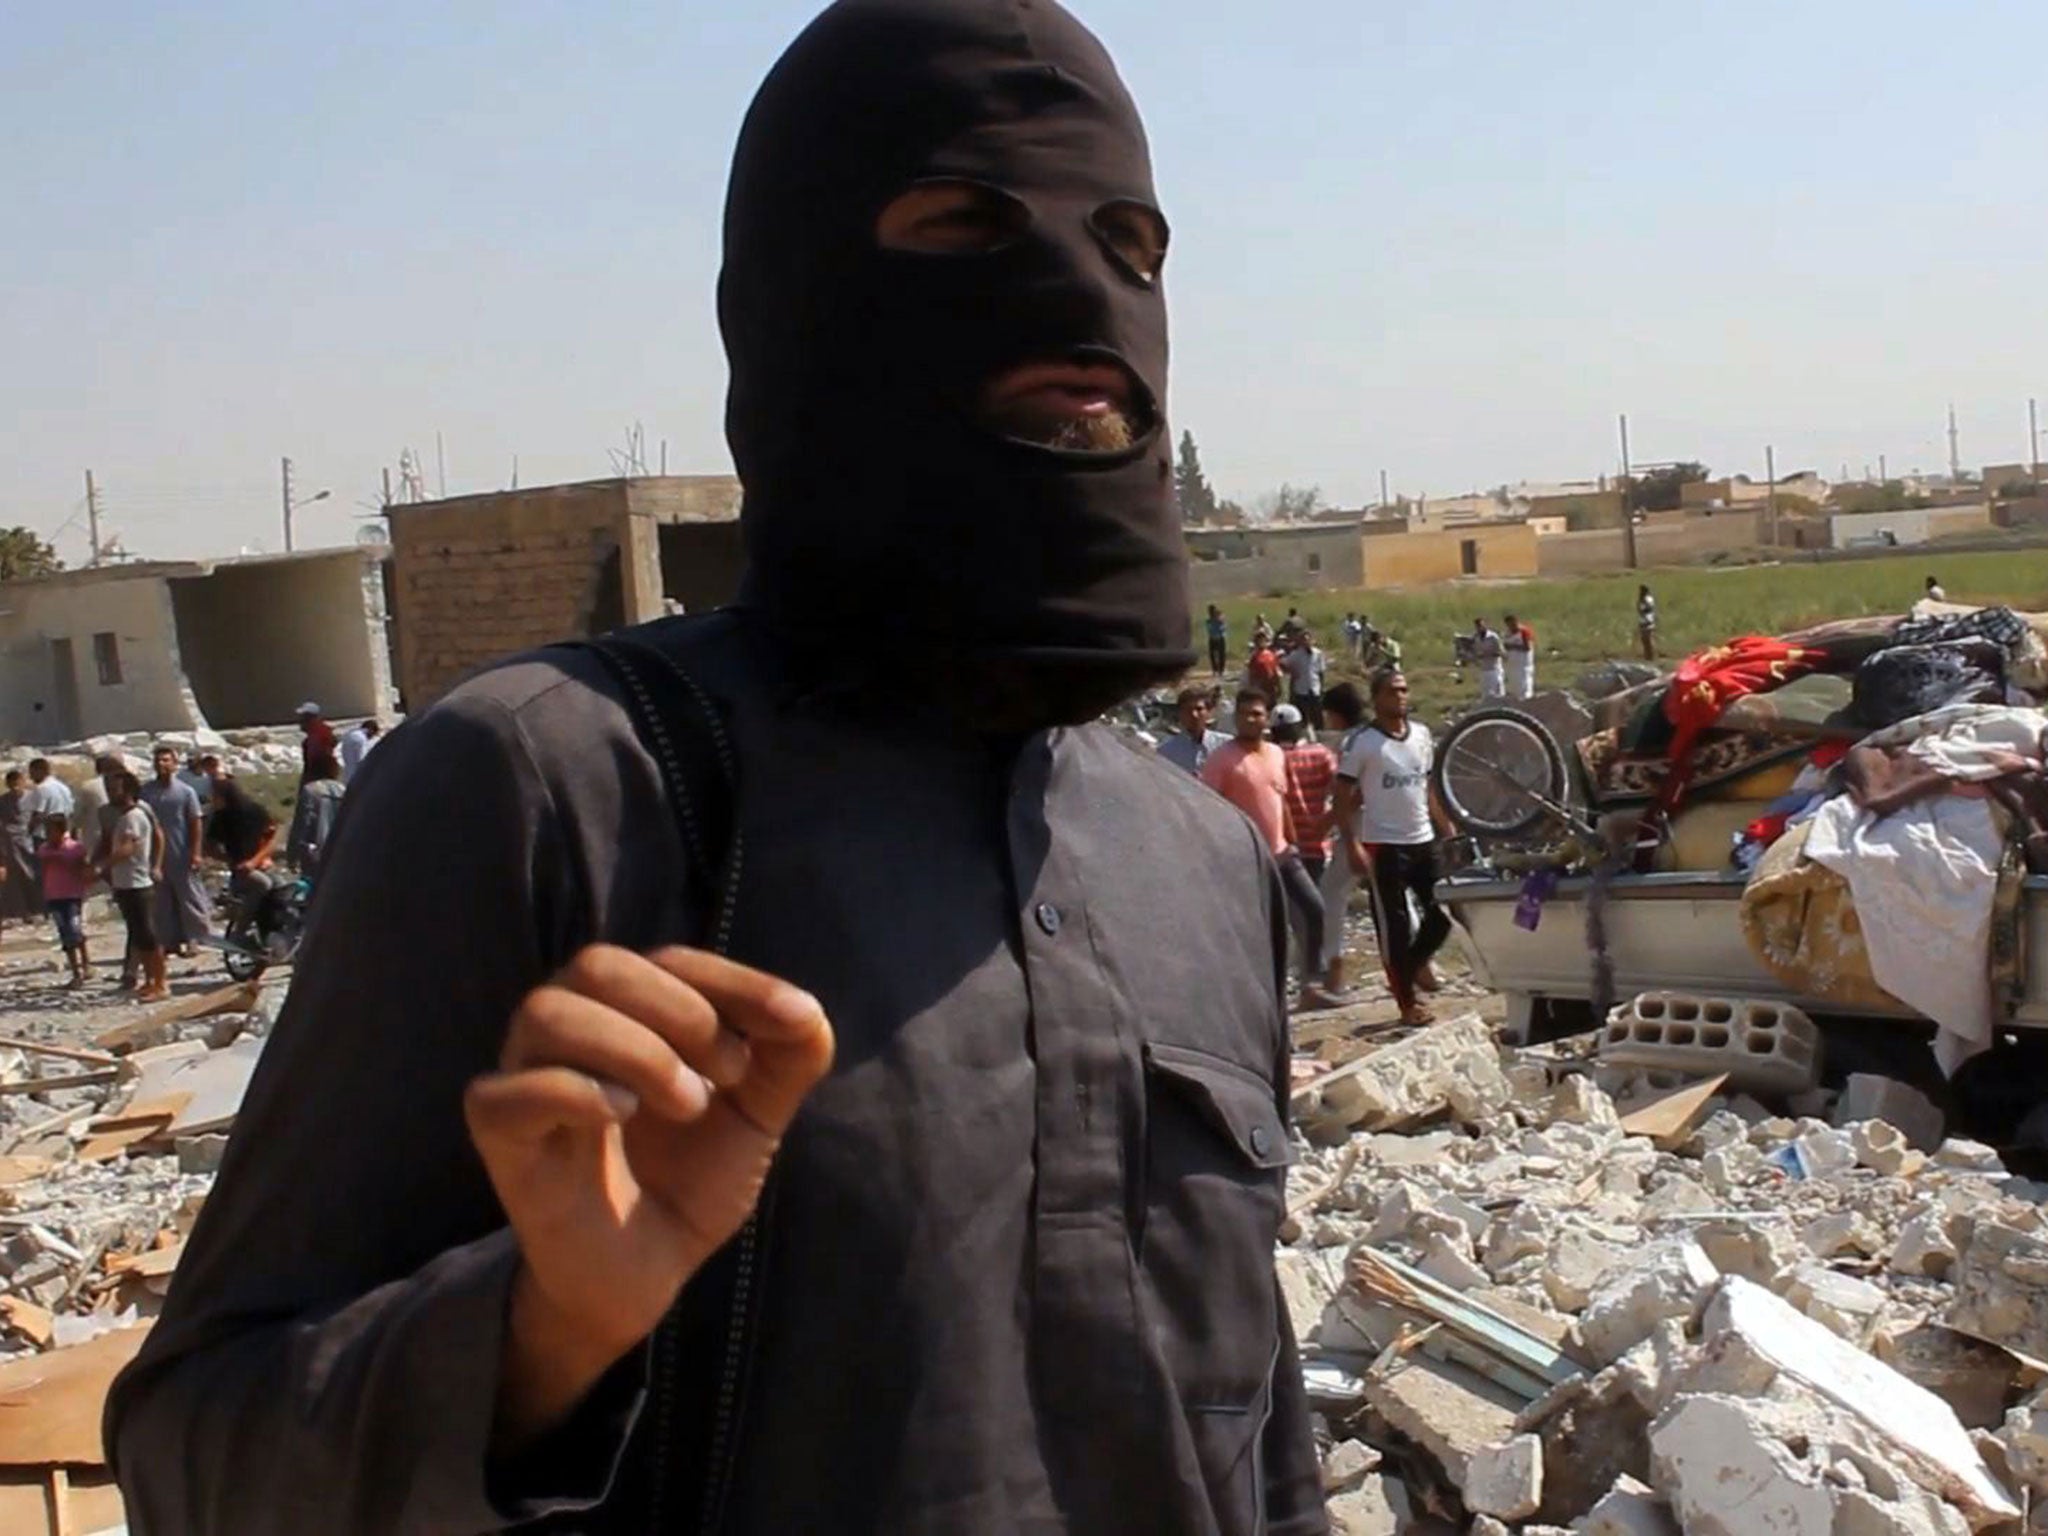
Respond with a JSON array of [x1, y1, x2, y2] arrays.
[[0, 569, 204, 744]]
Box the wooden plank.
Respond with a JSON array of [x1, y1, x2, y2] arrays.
[[75, 1118, 175, 1166], [0, 1324, 151, 1467], [46, 1466, 70, 1536], [0, 1073, 118, 1098], [103, 1241, 182, 1281], [94, 981, 257, 1053], [0, 1298, 53, 1349], [0, 1158, 55, 1189], [87, 1092, 191, 1135], [0, 1471, 122, 1536], [0, 1040, 118, 1071], [0, 1108, 95, 1157], [1616, 1072, 1731, 1149]]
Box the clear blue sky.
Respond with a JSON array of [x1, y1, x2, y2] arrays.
[[5, 0, 2045, 560]]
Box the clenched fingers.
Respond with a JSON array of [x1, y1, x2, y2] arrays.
[[502, 984, 715, 1123], [643, 948, 835, 1133], [464, 1063, 637, 1149]]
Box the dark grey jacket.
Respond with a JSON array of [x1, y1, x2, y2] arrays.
[[106, 616, 1327, 1535]]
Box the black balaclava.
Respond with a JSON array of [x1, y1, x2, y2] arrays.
[[721, 0, 1193, 726]]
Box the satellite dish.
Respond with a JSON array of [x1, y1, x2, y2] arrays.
[[356, 521, 390, 547]]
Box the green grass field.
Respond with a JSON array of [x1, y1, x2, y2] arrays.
[[1202, 547, 2048, 723]]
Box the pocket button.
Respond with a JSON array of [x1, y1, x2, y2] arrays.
[[1250, 1125, 1271, 1158], [1035, 903, 1062, 936]]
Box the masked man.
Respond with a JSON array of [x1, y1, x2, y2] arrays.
[[107, 3, 1324, 1535]]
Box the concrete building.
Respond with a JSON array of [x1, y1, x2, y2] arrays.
[[0, 548, 393, 744], [1984, 463, 2042, 497], [1358, 520, 1539, 588], [1827, 503, 1992, 550], [385, 475, 744, 710], [1186, 521, 1363, 603]]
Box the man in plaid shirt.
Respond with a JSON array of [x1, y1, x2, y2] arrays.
[[1271, 703, 1336, 879]]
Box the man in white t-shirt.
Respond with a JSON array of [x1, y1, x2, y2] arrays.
[[1337, 667, 1452, 1025], [1469, 618, 1505, 700], [1281, 632, 1327, 730]]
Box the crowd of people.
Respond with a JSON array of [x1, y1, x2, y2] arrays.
[[1160, 664, 1453, 1026], [0, 701, 382, 1000]]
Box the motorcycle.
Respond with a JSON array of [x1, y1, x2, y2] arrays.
[[212, 872, 311, 981]]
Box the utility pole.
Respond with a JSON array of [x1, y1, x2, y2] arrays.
[[281, 456, 295, 552], [436, 431, 447, 498], [1619, 413, 1638, 570], [84, 470, 102, 566], [2031, 397, 2040, 482], [1765, 444, 1778, 547], [1879, 453, 1888, 484], [1948, 403, 1962, 484], [1379, 468, 1390, 513], [381, 467, 393, 509]]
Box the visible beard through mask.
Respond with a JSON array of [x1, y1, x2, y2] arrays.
[[986, 404, 1137, 453]]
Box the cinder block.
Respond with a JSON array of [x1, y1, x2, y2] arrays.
[[1600, 992, 1820, 1096]]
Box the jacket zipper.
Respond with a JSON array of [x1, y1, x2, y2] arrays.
[[606, 638, 757, 1536]]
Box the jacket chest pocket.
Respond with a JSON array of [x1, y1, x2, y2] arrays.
[[1139, 1042, 1289, 1401]]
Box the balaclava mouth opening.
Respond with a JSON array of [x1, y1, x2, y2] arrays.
[[721, 0, 1194, 725]]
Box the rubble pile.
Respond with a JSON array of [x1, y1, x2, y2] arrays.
[[0, 721, 349, 779], [0, 980, 272, 1364], [1287, 1010, 2048, 1534]]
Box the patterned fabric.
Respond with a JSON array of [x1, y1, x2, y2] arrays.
[[1576, 726, 1813, 807], [1893, 604, 2030, 653], [1738, 820, 1897, 1011], [1659, 639, 1828, 808], [1281, 741, 1337, 858]]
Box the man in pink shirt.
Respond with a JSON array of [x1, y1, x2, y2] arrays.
[[1201, 689, 1332, 1009]]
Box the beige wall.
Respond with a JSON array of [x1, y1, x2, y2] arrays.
[[1827, 503, 1991, 549], [169, 552, 390, 728], [0, 567, 204, 742], [1186, 524, 1365, 601], [1359, 524, 1539, 588], [1534, 512, 1767, 576], [1525, 489, 1626, 530]]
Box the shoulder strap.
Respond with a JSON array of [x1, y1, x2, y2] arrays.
[[570, 622, 741, 956]]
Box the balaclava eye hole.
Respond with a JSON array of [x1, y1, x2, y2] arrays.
[[1088, 200, 1168, 286], [875, 178, 1032, 257]]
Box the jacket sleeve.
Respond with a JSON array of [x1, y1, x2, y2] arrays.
[[105, 684, 650, 1536], [1261, 846, 1332, 1536]]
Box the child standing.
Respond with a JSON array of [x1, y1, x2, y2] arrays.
[[36, 814, 90, 987]]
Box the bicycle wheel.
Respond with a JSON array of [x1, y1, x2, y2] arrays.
[[1432, 707, 1569, 838]]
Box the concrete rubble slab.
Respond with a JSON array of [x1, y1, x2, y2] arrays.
[[1838, 1075, 1947, 1153], [1463, 1433, 1543, 1520], [1294, 1013, 1508, 1137], [1574, 1241, 1719, 1366], [1360, 1352, 1523, 1490], [1324, 1473, 1411, 1536], [1651, 1393, 1974, 1536], [1698, 1277, 2019, 1524], [1578, 1475, 1678, 1536]]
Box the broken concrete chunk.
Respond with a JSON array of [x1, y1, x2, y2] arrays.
[[1276, 1247, 1344, 1347], [1324, 1474, 1411, 1536], [1547, 1075, 1619, 1129], [1319, 1437, 1382, 1494], [1692, 1217, 1803, 1289], [1697, 1277, 2018, 1525], [1361, 1352, 1522, 1488], [1934, 1139, 2007, 1175], [1638, 1171, 1714, 1219], [1871, 1320, 2021, 1432], [1574, 1241, 1718, 1366], [1853, 1119, 1926, 1179], [1464, 1433, 1543, 1520], [1891, 1211, 1960, 1280], [1601, 992, 1821, 1095], [1788, 1263, 1891, 1343], [1791, 1125, 1859, 1179], [1417, 1231, 1488, 1292], [1652, 1394, 1972, 1536], [1838, 1075, 1946, 1153], [1578, 1475, 1678, 1536], [1482, 1205, 1551, 1279], [1303, 1013, 1508, 1134], [1804, 1208, 1885, 1261], [1947, 1220, 2048, 1362], [1541, 1231, 1628, 1312]]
